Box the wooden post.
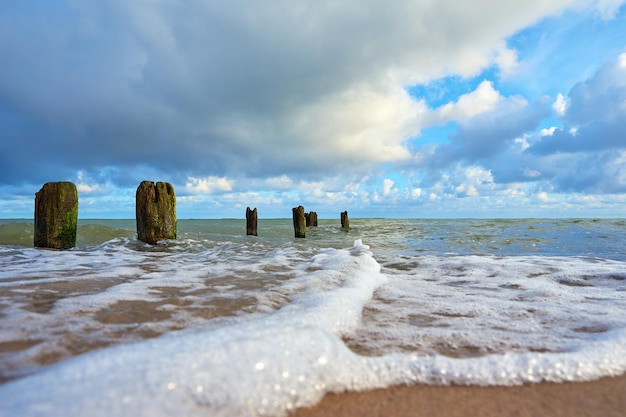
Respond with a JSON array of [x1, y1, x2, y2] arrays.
[[341, 211, 349, 229], [34, 181, 78, 249], [246, 207, 258, 236], [136, 181, 177, 245], [305, 211, 318, 227], [292, 206, 306, 238]]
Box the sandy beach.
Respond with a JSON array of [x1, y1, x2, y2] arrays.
[[292, 375, 626, 417]]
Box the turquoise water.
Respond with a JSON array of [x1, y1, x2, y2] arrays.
[[2, 218, 625, 259]]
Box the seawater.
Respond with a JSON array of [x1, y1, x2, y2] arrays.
[[0, 218, 625, 417]]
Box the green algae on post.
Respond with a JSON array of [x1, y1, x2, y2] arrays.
[[135, 181, 177, 245], [34, 182, 78, 249]]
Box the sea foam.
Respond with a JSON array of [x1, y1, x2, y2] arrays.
[[1, 235, 626, 417], [0, 241, 385, 417]]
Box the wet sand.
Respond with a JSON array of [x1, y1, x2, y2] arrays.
[[292, 374, 626, 417]]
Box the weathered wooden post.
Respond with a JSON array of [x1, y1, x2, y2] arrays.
[[341, 211, 349, 229], [292, 206, 306, 238], [305, 211, 318, 227], [136, 181, 177, 245], [34, 181, 78, 249], [246, 207, 258, 236]]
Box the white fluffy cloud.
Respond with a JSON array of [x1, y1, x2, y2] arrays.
[[382, 179, 395, 196], [435, 81, 503, 122], [185, 176, 234, 195], [552, 93, 569, 117], [75, 171, 102, 194]]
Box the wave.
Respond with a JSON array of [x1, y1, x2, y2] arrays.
[[75, 224, 136, 246], [0, 222, 135, 247]]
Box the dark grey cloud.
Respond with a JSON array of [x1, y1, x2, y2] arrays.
[[551, 151, 626, 193], [529, 55, 626, 156], [0, 0, 579, 193], [563, 57, 626, 126], [446, 98, 550, 163], [528, 120, 625, 155]]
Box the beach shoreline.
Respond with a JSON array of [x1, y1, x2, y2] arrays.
[[292, 374, 626, 417]]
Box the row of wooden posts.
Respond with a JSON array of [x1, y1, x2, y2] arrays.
[[33, 181, 350, 249]]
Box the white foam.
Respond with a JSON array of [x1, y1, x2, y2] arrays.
[[0, 323, 368, 417], [376, 326, 626, 386], [2, 240, 626, 417], [3, 296, 626, 417], [0, 240, 387, 417], [348, 254, 626, 358]]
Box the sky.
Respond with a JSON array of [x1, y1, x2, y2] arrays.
[[1, 0, 625, 219]]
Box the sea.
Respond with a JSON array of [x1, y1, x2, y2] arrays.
[[1, 218, 626, 416]]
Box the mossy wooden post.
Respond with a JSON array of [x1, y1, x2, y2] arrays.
[[341, 211, 349, 229], [34, 182, 78, 249], [136, 181, 177, 245], [292, 206, 306, 238], [246, 207, 258, 236]]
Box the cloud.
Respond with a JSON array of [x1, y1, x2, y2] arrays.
[[563, 52, 626, 126], [185, 176, 234, 195], [494, 43, 520, 77], [411, 188, 422, 199], [552, 93, 569, 116], [536, 191, 550, 203], [3, 1, 625, 218], [435, 80, 504, 122], [397, 48, 626, 204], [75, 171, 104, 194], [382, 179, 395, 196], [0, 0, 583, 190], [400, 80, 551, 193], [440, 94, 550, 166], [529, 54, 626, 155], [544, 151, 626, 193], [593, 0, 625, 18], [265, 176, 295, 190]]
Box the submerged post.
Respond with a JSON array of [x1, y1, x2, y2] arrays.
[[136, 181, 177, 245], [341, 211, 349, 229], [246, 207, 258, 236], [34, 181, 78, 249], [292, 206, 306, 238]]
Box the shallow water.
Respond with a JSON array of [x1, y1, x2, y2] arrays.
[[0, 218, 625, 416]]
